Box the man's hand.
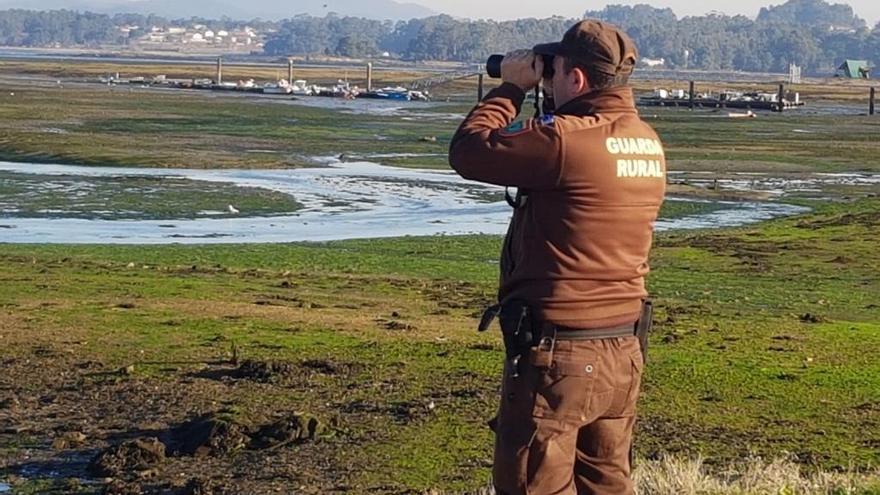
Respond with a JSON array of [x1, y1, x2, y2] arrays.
[[501, 49, 543, 92]]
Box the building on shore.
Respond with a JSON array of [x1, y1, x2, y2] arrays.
[[836, 60, 871, 79]]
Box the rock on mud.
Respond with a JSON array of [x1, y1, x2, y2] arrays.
[[233, 359, 293, 383], [102, 480, 144, 495], [89, 437, 166, 477], [175, 477, 218, 495], [798, 312, 828, 323], [170, 414, 249, 457], [250, 414, 323, 449], [301, 358, 356, 375], [52, 431, 87, 450], [377, 318, 416, 331]]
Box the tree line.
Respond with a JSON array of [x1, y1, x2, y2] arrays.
[[0, 0, 878, 74], [584, 0, 879, 73], [0, 10, 275, 47]]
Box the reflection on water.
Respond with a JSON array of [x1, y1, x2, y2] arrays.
[[668, 170, 880, 196], [0, 160, 812, 244]]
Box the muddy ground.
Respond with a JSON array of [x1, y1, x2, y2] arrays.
[[1, 350, 431, 494], [2, 198, 880, 493], [0, 264, 502, 494]]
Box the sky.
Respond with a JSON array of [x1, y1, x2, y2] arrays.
[[427, 0, 880, 26]]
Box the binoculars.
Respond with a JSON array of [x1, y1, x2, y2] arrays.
[[486, 52, 555, 79]]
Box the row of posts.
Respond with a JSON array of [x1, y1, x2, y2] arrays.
[[871, 87, 876, 115], [217, 58, 875, 115], [214, 57, 374, 92]]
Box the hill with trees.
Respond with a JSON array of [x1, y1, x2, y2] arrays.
[[0, 0, 878, 75]]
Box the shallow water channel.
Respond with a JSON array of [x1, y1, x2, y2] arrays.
[[0, 160, 816, 244]]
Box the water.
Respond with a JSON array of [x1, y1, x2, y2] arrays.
[[668, 170, 880, 196], [0, 160, 811, 244], [656, 199, 807, 230]]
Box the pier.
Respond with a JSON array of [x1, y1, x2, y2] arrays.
[[638, 82, 805, 111]]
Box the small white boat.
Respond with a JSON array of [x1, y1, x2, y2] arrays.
[[290, 79, 312, 96], [264, 79, 292, 94], [315, 80, 358, 98]]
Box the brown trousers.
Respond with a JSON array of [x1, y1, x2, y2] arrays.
[[491, 335, 644, 495]]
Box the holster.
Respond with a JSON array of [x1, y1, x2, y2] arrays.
[[478, 300, 535, 378]]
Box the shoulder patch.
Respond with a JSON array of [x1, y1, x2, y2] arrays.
[[539, 114, 555, 126], [499, 119, 533, 137]]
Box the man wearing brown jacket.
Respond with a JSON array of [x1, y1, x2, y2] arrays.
[[448, 20, 666, 495]]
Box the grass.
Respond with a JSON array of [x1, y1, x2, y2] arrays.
[[1, 59, 879, 172], [0, 171, 303, 219], [647, 111, 880, 172], [0, 57, 878, 493], [1, 199, 879, 493], [0, 81, 456, 169], [632, 455, 880, 495]]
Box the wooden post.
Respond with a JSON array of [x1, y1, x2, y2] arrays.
[[870, 87, 876, 116], [477, 74, 484, 101], [216, 57, 222, 85], [688, 81, 695, 110], [777, 83, 784, 112], [366, 62, 373, 92]]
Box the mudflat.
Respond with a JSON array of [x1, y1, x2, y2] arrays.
[[0, 59, 878, 494]]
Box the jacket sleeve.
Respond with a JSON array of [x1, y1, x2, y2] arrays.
[[448, 82, 563, 189]]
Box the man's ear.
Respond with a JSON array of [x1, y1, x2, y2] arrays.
[[573, 67, 589, 93]]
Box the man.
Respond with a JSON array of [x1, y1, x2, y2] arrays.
[[448, 20, 666, 495]]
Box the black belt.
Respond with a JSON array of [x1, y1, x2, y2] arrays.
[[538, 322, 636, 341], [477, 299, 651, 376]]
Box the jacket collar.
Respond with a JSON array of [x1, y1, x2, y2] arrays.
[[554, 86, 637, 116]]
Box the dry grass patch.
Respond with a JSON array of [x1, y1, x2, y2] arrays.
[[633, 455, 880, 494], [427, 456, 880, 494]]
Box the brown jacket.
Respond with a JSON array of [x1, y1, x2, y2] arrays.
[[449, 82, 666, 328]]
